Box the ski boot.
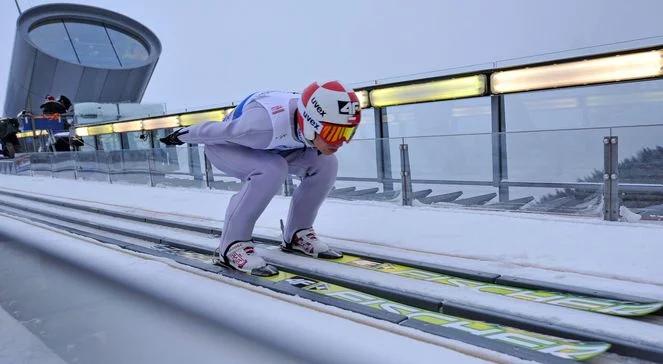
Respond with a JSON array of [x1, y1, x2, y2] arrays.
[[159, 128, 189, 146], [280, 220, 343, 259], [212, 240, 278, 277]]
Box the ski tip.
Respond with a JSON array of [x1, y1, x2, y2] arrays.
[[319, 249, 343, 260], [251, 264, 279, 277]]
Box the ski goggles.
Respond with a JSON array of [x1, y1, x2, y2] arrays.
[[318, 122, 358, 146]]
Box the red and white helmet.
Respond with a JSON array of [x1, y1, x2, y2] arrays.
[[296, 81, 361, 146]]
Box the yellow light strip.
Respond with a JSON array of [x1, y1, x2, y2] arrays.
[[491, 50, 663, 94], [75, 127, 89, 137], [369, 75, 487, 107], [86, 124, 114, 136], [16, 130, 49, 138], [142, 116, 180, 130], [355, 90, 370, 109], [112, 120, 143, 133], [179, 109, 231, 126]]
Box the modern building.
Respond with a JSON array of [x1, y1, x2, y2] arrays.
[[3, 3, 161, 117]]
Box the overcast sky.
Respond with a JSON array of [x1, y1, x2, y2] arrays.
[[1, 0, 663, 115]]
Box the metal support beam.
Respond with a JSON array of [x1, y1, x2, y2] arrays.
[[491, 95, 509, 202], [374, 107, 393, 191], [72, 152, 78, 180], [400, 142, 413, 206], [283, 176, 294, 196], [147, 150, 155, 187], [603, 136, 619, 221], [187, 144, 204, 186], [203, 153, 213, 189]]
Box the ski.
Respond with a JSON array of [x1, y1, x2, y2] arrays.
[[265, 271, 611, 361], [326, 255, 662, 317], [153, 243, 611, 361]]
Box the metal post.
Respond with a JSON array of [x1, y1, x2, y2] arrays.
[[491, 95, 509, 202], [107, 152, 113, 184], [284, 176, 294, 196], [72, 152, 78, 180], [203, 153, 213, 189], [374, 107, 394, 191], [400, 141, 413, 206], [187, 144, 205, 186], [147, 149, 155, 187], [603, 136, 619, 221], [27, 115, 37, 153], [49, 153, 54, 178]]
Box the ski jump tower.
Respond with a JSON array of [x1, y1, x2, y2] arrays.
[[3, 3, 162, 117]]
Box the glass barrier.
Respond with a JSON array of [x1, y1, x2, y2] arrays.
[[502, 128, 605, 216], [52, 151, 76, 179], [150, 145, 205, 189], [395, 128, 608, 216], [504, 79, 663, 132], [16, 124, 661, 219], [505, 128, 609, 183], [385, 97, 492, 138], [30, 152, 53, 176], [108, 149, 150, 185], [332, 137, 398, 203], [610, 124, 663, 219], [76, 150, 111, 182]]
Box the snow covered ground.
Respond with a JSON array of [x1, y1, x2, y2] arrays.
[[1, 174, 662, 294], [1, 174, 662, 362], [0, 211, 513, 364]]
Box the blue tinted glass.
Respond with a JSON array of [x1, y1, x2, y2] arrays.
[[28, 21, 79, 64], [64, 22, 121, 68], [107, 28, 149, 67]]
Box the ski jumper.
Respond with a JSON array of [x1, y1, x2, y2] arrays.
[[178, 91, 338, 252]]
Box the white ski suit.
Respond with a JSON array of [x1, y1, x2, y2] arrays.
[[178, 91, 337, 251]]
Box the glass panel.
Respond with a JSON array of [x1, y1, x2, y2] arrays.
[[28, 21, 79, 64], [80, 136, 96, 151], [506, 128, 608, 183], [150, 146, 203, 189], [52, 151, 76, 179], [108, 149, 150, 185], [505, 79, 663, 132], [64, 22, 120, 68], [124, 131, 152, 150], [354, 108, 375, 139], [406, 134, 493, 182], [106, 27, 149, 67], [611, 125, 663, 220], [331, 138, 396, 203], [77, 150, 111, 182], [385, 97, 491, 138], [97, 134, 121, 151], [504, 129, 608, 216], [403, 134, 497, 208], [29, 153, 53, 177]]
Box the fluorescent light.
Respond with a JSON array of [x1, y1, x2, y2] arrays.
[[112, 120, 143, 133], [142, 116, 180, 130], [75, 127, 89, 137], [179, 109, 231, 126], [355, 90, 370, 108], [491, 50, 663, 93], [86, 124, 114, 136], [369, 75, 487, 107], [16, 130, 49, 138]]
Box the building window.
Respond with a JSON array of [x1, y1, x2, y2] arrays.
[[28, 20, 149, 69]]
